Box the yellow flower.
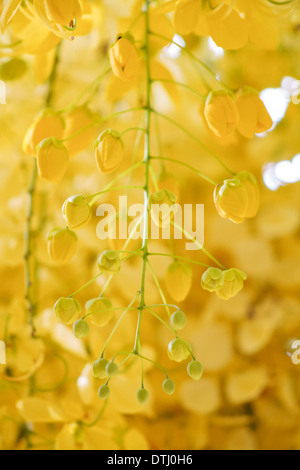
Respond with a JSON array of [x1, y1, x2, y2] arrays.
[[98, 250, 121, 275], [216, 268, 247, 300], [62, 195, 92, 231], [214, 178, 249, 223], [85, 297, 113, 327], [165, 262, 193, 303], [236, 88, 273, 138], [109, 33, 140, 82], [95, 130, 124, 174], [41, 0, 82, 28], [204, 90, 240, 138], [23, 109, 65, 156], [201, 267, 224, 293], [235, 171, 260, 218], [54, 297, 81, 325], [47, 227, 77, 265], [37, 137, 69, 183]]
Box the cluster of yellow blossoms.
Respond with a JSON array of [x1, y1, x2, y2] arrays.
[[0, 0, 300, 451]]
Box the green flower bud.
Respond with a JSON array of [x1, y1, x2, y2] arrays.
[[168, 339, 190, 363], [201, 267, 224, 293], [105, 361, 118, 377], [162, 378, 175, 395], [98, 384, 110, 400], [92, 358, 109, 379], [98, 250, 121, 274], [187, 361, 203, 381], [54, 297, 81, 325], [73, 319, 89, 338], [137, 388, 149, 405], [216, 268, 247, 300], [170, 310, 187, 330]]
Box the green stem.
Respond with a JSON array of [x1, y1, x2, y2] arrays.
[[61, 107, 145, 143], [137, 353, 168, 377], [85, 185, 144, 203], [171, 220, 226, 269], [152, 78, 206, 100], [151, 110, 235, 175], [133, 0, 152, 354], [24, 44, 61, 334], [146, 259, 171, 317], [150, 156, 217, 185], [120, 127, 147, 136], [69, 273, 103, 298], [101, 292, 141, 357], [82, 399, 108, 428], [148, 252, 211, 268]]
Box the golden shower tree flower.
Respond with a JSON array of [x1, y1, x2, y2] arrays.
[[204, 89, 240, 138], [98, 250, 121, 275], [109, 32, 140, 82], [37, 137, 69, 183], [201, 267, 224, 292], [165, 262, 193, 303], [236, 87, 273, 138], [23, 109, 65, 156], [213, 178, 246, 223], [235, 171, 260, 218], [54, 297, 81, 325], [47, 227, 77, 265], [216, 268, 247, 300], [62, 195, 92, 231], [95, 130, 124, 174], [33, 0, 83, 39]]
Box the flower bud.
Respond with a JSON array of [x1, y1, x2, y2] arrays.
[[43, 0, 82, 27], [95, 130, 124, 174], [165, 262, 193, 303], [201, 267, 224, 292], [85, 297, 113, 327], [62, 195, 92, 231], [92, 358, 109, 379], [235, 171, 260, 218], [109, 33, 140, 82], [236, 87, 273, 138], [98, 250, 121, 275], [23, 109, 65, 156], [168, 339, 190, 363], [204, 89, 239, 138], [137, 388, 149, 405], [37, 137, 69, 183], [106, 361, 118, 377], [162, 378, 175, 395], [170, 311, 187, 330], [149, 189, 177, 227], [98, 384, 110, 400], [63, 106, 98, 158], [54, 297, 81, 325], [187, 361, 203, 381], [214, 178, 249, 223], [216, 268, 247, 300], [73, 319, 89, 338], [47, 227, 77, 265]]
